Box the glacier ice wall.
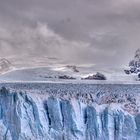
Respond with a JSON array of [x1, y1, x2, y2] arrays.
[[0, 83, 139, 140]]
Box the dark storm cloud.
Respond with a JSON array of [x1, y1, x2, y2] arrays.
[[0, 0, 140, 67]]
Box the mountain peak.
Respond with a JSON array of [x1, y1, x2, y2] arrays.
[[0, 58, 12, 74], [125, 49, 140, 74], [135, 48, 140, 59]]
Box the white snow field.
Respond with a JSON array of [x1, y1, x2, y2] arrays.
[[0, 65, 138, 84]]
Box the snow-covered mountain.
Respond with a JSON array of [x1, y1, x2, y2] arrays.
[[0, 58, 13, 74], [125, 48, 140, 74], [0, 65, 138, 83]]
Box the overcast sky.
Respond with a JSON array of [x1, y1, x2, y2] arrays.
[[0, 0, 140, 68]]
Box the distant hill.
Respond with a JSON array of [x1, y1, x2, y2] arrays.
[[0, 58, 13, 73]]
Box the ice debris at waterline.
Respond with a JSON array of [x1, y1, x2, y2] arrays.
[[0, 83, 140, 140]]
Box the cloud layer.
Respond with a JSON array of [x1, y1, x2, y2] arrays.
[[0, 0, 140, 68]]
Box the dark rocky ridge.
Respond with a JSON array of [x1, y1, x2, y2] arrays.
[[82, 72, 106, 80]]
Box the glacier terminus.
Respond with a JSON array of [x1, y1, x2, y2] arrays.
[[0, 83, 139, 140]]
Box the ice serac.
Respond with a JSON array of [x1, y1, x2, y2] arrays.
[[0, 84, 140, 140]]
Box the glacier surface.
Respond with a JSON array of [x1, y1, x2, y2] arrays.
[[0, 83, 139, 140]]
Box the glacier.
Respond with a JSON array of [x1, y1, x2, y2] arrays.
[[0, 83, 139, 140]]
